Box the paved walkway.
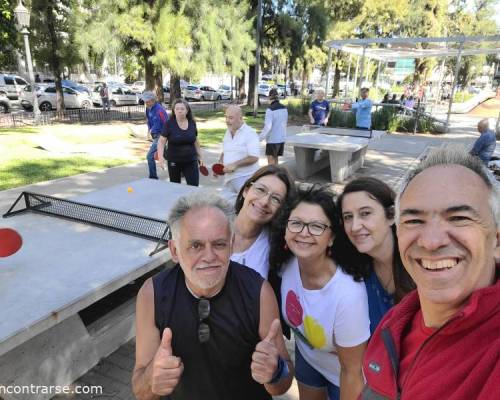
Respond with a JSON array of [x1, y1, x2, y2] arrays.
[[1, 117, 485, 400]]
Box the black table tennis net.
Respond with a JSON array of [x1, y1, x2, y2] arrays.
[[3, 191, 170, 255]]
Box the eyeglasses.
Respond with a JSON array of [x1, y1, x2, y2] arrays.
[[198, 298, 210, 343], [287, 219, 331, 236], [249, 182, 284, 207]]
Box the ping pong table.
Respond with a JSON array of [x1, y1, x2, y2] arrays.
[[0, 179, 198, 399], [286, 127, 385, 182]]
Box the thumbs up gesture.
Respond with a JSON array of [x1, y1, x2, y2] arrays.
[[251, 319, 281, 384], [151, 328, 184, 395]]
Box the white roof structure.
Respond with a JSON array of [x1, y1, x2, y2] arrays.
[[326, 35, 500, 61], [324, 35, 500, 131]]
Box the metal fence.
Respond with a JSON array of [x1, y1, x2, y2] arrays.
[[0, 100, 231, 129]]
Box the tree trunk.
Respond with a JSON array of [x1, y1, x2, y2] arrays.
[[45, 1, 65, 111], [333, 61, 341, 98], [170, 75, 182, 104], [155, 67, 163, 103], [248, 64, 256, 107], [144, 49, 155, 91], [237, 71, 246, 103]]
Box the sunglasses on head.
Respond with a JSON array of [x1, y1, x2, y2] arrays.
[[198, 298, 210, 343]]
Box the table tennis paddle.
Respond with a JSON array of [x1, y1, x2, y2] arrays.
[[0, 228, 23, 257], [154, 151, 159, 161], [199, 165, 209, 176], [212, 163, 225, 176]]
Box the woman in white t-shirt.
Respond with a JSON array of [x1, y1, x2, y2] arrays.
[[269, 186, 370, 400], [230, 165, 295, 279]]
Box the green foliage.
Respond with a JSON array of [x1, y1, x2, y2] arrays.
[[284, 97, 310, 116], [453, 90, 474, 103], [0, 0, 18, 70]]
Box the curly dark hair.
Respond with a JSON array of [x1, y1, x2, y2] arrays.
[[334, 177, 415, 301], [234, 165, 295, 214], [269, 184, 343, 273]]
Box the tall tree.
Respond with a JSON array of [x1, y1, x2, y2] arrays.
[[30, 0, 81, 111], [0, 0, 18, 70]]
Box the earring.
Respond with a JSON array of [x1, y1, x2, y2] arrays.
[[284, 243, 288, 251], [326, 248, 332, 257]]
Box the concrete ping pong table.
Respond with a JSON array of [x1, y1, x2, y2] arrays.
[[286, 127, 386, 182], [0, 179, 198, 399]]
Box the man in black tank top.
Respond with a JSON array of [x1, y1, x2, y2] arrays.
[[132, 192, 293, 400]]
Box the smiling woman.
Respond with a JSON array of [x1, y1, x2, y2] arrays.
[[231, 165, 295, 279], [269, 185, 370, 400]]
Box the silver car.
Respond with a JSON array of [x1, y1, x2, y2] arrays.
[[184, 85, 223, 101], [0, 93, 11, 113], [22, 85, 92, 111], [92, 85, 139, 107]]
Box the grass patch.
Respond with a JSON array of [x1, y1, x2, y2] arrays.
[[198, 128, 226, 146], [0, 157, 129, 191], [0, 126, 40, 136]]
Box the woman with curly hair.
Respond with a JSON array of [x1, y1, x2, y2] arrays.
[[269, 185, 369, 400]]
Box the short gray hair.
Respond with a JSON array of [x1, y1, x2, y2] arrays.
[[168, 191, 235, 240], [396, 146, 500, 227]]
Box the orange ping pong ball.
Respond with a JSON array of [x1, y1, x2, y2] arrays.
[[127, 187, 134, 193]]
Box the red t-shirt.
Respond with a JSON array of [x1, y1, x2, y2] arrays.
[[398, 309, 435, 388]]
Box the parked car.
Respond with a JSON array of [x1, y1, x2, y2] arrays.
[[217, 85, 233, 100], [257, 83, 272, 97], [0, 93, 11, 113], [131, 81, 146, 93], [61, 79, 92, 96], [184, 85, 223, 101], [277, 83, 291, 97], [19, 84, 51, 110], [92, 84, 139, 107], [0, 74, 28, 100], [21, 85, 92, 111], [138, 87, 171, 105]]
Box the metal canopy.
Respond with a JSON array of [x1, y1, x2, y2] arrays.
[[323, 35, 500, 132]]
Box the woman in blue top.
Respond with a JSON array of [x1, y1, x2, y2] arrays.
[[158, 99, 203, 186], [335, 177, 415, 334]]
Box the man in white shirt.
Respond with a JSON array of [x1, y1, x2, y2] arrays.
[[220, 105, 260, 202]]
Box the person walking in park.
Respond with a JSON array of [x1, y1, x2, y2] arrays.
[[100, 83, 110, 112], [143, 91, 169, 180], [259, 88, 288, 165], [157, 99, 203, 186]]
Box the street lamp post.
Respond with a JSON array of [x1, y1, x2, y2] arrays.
[[14, 0, 40, 121]]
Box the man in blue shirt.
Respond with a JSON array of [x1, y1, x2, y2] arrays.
[[143, 91, 169, 179], [350, 88, 373, 130], [470, 118, 497, 165], [308, 88, 330, 126]]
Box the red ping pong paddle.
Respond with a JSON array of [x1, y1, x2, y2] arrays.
[[0, 228, 23, 257], [154, 151, 159, 161], [199, 165, 209, 176], [212, 163, 225, 176]]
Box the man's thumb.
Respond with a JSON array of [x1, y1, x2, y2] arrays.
[[159, 327, 173, 355], [264, 319, 281, 344]]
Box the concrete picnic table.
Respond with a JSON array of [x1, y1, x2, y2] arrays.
[[286, 127, 385, 183]]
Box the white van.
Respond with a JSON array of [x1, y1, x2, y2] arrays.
[[0, 74, 29, 100]]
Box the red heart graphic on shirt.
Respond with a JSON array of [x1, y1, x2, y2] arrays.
[[286, 290, 303, 327]]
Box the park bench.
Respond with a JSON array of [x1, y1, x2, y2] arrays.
[[286, 127, 385, 183]]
